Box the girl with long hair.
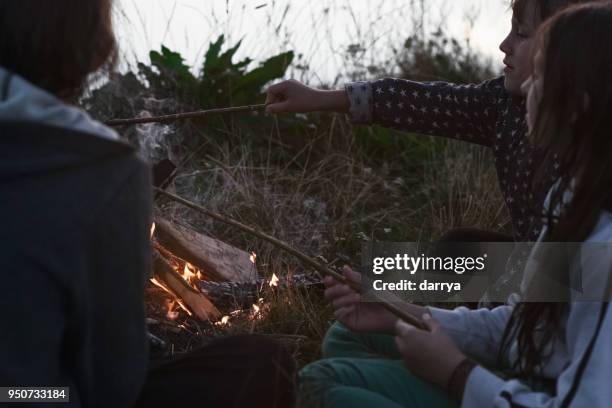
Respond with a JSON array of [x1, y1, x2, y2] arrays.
[[301, 1, 612, 406]]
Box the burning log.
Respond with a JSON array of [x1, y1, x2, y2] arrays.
[[153, 217, 256, 283], [199, 273, 322, 309], [152, 249, 221, 321]]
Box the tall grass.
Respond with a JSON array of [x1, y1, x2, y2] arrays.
[[151, 118, 509, 365], [115, 0, 503, 85]]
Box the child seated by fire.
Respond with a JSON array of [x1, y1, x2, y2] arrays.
[[296, 1, 612, 407], [265, 0, 589, 304], [0, 1, 295, 407]]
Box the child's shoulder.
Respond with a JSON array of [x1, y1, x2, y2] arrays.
[[575, 210, 612, 301], [585, 210, 612, 242], [479, 76, 508, 96], [478, 76, 516, 108], [484, 76, 506, 89]]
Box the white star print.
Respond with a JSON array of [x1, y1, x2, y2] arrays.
[[345, 79, 547, 247]]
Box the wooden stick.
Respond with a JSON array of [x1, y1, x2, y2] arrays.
[[154, 188, 427, 330], [105, 104, 267, 127]]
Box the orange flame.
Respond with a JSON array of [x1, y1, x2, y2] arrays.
[[215, 315, 231, 327], [250, 252, 257, 264], [150, 277, 193, 318], [150, 277, 168, 291], [269, 273, 279, 287], [180, 262, 199, 287], [166, 300, 180, 320]]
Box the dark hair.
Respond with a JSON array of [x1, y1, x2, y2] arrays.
[[501, 1, 612, 379], [511, 0, 588, 25], [0, 0, 117, 101]]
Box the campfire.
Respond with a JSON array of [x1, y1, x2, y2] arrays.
[[147, 214, 279, 339], [137, 131, 324, 354]]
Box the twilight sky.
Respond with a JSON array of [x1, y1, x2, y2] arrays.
[[115, 0, 511, 84]]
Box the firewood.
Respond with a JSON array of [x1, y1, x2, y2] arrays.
[[152, 250, 221, 321], [198, 273, 323, 309], [153, 217, 256, 283]]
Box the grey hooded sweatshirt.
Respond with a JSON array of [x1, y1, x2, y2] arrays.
[[0, 68, 152, 407]]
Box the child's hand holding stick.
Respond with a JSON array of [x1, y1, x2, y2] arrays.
[[326, 266, 428, 332], [265, 80, 350, 114]]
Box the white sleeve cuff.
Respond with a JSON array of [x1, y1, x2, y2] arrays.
[[462, 365, 505, 407], [345, 81, 373, 123], [426, 306, 473, 350]]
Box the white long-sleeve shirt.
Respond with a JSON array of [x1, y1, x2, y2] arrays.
[[429, 209, 612, 407]]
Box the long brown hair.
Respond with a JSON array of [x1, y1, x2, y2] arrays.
[[511, 0, 588, 25], [501, 1, 612, 378], [0, 0, 117, 101]]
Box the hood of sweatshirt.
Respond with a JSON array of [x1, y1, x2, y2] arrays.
[[0, 67, 133, 182], [0, 67, 118, 140]]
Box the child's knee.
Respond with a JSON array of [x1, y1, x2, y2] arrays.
[[321, 322, 355, 358], [298, 358, 348, 407]]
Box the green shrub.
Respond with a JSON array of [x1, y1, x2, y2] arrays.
[[141, 35, 294, 109]]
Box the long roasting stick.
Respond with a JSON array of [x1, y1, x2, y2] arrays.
[[154, 188, 427, 330], [106, 104, 268, 127]]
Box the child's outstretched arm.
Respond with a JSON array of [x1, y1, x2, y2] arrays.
[[265, 77, 507, 148]]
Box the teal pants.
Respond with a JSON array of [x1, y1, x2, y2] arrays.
[[298, 322, 456, 408]]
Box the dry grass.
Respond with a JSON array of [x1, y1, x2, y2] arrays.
[[109, 0, 509, 368], [149, 114, 510, 366]]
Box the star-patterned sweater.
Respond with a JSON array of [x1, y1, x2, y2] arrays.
[[345, 76, 560, 299]]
